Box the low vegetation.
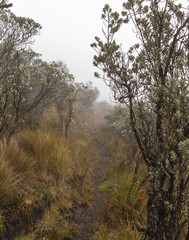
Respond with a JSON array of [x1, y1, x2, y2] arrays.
[[92, 0, 189, 238], [92, 119, 147, 239], [0, 127, 99, 239], [0, 1, 189, 239]]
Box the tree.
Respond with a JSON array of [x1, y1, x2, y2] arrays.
[[105, 105, 132, 140], [53, 61, 76, 137], [91, 0, 189, 239], [0, 10, 65, 141], [75, 81, 100, 112], [16, 58, 65, 130], [0, 10, 42, 140]]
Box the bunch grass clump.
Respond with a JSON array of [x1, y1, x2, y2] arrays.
[[0, 129, 99, 239], [0, 141, 35, 202], [18, 130, 73, 182]]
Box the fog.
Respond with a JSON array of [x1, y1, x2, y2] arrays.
[[12, 0, 187, 102], [12, 0, 136, 103]]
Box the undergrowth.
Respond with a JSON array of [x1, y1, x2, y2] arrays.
[[0, 129, 99, 239], [93, 128, 148, 240]]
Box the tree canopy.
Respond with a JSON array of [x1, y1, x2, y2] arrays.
[[0, 9, 80, 141], [91, 0, 189, 239]]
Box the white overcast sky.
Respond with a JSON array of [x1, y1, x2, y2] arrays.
[[11, 0, 136, 103], [11, 0, 188, 102]]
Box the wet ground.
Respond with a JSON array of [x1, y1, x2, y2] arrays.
[[73, 141, 111, 240]]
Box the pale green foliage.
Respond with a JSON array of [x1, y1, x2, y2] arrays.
[[92, 0, 189, 238], [0, 1, 12, 9], [105, 105, 131, 139], [0, 10, 76, 141], [75, 81, 100, 112], [53, 61, 76, 135], [0, 10, 42, 139]]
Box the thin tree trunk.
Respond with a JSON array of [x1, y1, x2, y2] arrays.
[[147, 194, 166, 240]]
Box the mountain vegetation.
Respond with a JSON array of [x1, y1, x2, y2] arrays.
[[0, 0, 188, 240], [91, 0, 189, 239]]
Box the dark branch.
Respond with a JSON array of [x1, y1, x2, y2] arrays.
[[130, 197, 146, 233], [0, 3, 13, 9], [164, 16, 189, 78], [141, 232, 147, 240]]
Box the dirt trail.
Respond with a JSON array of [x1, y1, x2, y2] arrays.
[[73, 140, 111, 240]]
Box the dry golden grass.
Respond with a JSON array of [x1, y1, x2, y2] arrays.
[[0, 127, 99, 239], [18, 130, 73, 181], [0, 141, 35, 201]]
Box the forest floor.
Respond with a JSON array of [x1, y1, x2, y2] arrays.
[[73, 139, 111, 240]]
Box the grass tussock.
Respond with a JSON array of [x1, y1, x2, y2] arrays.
[[0, 129, 99, 239], [19, 130, 73, 181], [0, 141, 34, 202]]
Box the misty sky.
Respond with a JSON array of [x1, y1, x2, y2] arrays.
[[11, 0, 136, 103], [11, 0, 187, 102]]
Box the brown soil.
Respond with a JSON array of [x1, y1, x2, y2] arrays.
[[73, 140, 111, 240]]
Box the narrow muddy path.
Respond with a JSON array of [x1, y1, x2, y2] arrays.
[[73, 140, 111, 240]]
